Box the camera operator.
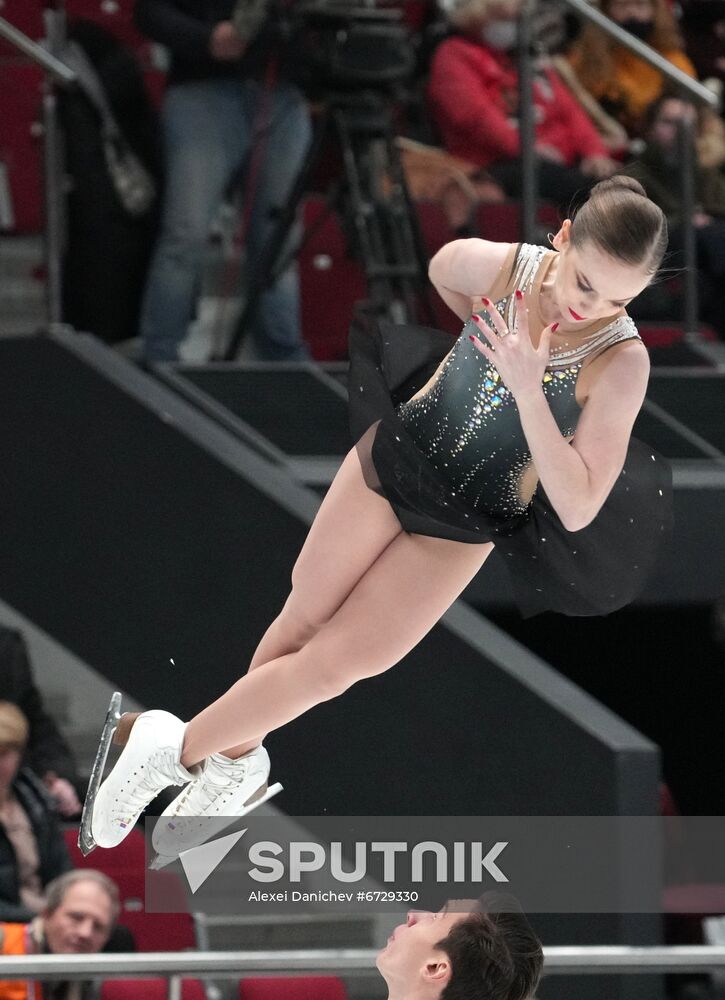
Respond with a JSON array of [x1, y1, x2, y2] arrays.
[[134, 0, 312, 362]]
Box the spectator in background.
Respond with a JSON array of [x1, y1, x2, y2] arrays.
[[134, 0, 312, 363], [566, 0, 698, 138], [0, 628, 82, 818], [0, 869, 120, 1000], [427, 0, 619, 215], [618, 93, 725, 336], [0, 702, 72, 924]]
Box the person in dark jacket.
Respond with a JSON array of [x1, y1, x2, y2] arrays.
[[0, 702, 73, 924], [619, 93, 725, 336], [0, 628, 81, 818], [134, 0, 312, 362]]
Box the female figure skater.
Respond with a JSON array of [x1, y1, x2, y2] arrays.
[[89, 176, 671, 856]]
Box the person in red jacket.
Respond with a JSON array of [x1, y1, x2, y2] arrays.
[[428, 0, 619, 212]]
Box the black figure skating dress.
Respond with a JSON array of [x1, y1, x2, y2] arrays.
[[349, 242, 673, 617]]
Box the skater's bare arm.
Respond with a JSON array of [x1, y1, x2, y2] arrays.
[[429, 239, 512, 321], [517, 342, 649, 531], [469, 296, 649, 532]]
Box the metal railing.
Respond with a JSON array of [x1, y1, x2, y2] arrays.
[[518, 0, 718, 334], [4, 946, 725, 979]]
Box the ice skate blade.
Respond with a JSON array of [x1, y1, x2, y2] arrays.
[[78, 692, 123, 856], [148, 781, 284, 869]]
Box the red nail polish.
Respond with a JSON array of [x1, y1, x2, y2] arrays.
[[481, 297, 490, 306], [468, 335, 476, 343], [515, 289, 523, 300], [552, 322, 559, 332]]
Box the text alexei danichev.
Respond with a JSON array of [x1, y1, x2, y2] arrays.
[[248, 890, 354, 902]]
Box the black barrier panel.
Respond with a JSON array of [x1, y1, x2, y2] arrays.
[[647, 374, 725, 453], [166, 364, 725, 463], [161, 363, 725, 606], [0, 335, 310, 719], [174, 365, 351, 456], [632, 408, 711, 459]]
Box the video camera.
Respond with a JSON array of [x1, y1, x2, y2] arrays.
[[232, 0, 416, 93]]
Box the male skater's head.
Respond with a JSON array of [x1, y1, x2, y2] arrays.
[[376, 895, 543, 1000]]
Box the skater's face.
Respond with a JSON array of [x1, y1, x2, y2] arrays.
[[549, 220, 651, 327], [0, 746, 22, 790], [376, 899, 475, 994], [43, 881, 115, 954]]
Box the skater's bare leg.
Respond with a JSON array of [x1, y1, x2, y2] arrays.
[[181, 530, 494, 767], [219, 438, 403, 758]]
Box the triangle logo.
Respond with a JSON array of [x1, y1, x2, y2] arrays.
[[179, 829, 247, 893]]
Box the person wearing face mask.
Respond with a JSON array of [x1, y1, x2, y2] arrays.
[[427, 0, 619, 214], [567, 0, 698, 137]]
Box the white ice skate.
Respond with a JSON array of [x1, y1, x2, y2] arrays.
[[150, 744, 282, 863], [80, 697, 202, 854]]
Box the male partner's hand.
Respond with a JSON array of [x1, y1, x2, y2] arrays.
[[468, 290, 558, 402], [209, 21, 246, 61]]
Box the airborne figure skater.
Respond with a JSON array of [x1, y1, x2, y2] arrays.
[[84, 176, 671, 858]]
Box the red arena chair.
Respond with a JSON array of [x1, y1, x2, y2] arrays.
[[239, 977, 347, 1000]]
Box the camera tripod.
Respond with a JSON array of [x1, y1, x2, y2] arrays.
[[222, 88, 436, 360]]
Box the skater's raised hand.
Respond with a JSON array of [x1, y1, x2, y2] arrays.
[[469, 290, 558, 402]]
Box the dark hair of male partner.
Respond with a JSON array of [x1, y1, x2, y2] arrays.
[[570, 175, 668, 276], [435, 899, 544, 1000]]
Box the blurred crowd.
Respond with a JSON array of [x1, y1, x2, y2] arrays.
[[0, 627, 132, 999], [421, 0, 725, 334], [29, 0, 725, 352]]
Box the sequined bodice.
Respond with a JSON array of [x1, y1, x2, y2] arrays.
[[397, 244, 641, 520]]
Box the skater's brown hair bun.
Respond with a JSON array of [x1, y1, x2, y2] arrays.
[[436, 893, 543, 1000], [571, 175, 668, 276], [0, 701, 29, 750]]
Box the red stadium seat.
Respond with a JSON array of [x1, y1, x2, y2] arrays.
[[0, 64, 44, 232], [101, 980, 207, 1000], [65, 0, 148, 50], [0, 0, 45, 44], [239, 977, 347, 1000], [64, 826, 196, 953], [299, 197, 367, 361]]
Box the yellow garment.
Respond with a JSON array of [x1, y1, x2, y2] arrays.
[[569, 45, 697, 129]]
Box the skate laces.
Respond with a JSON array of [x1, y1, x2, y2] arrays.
[[115, 749, 184, 816], [171, 755, 258, 816], [202, 754, 255, 791]]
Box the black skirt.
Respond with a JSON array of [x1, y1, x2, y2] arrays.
[[348, 315, 673, 618]]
